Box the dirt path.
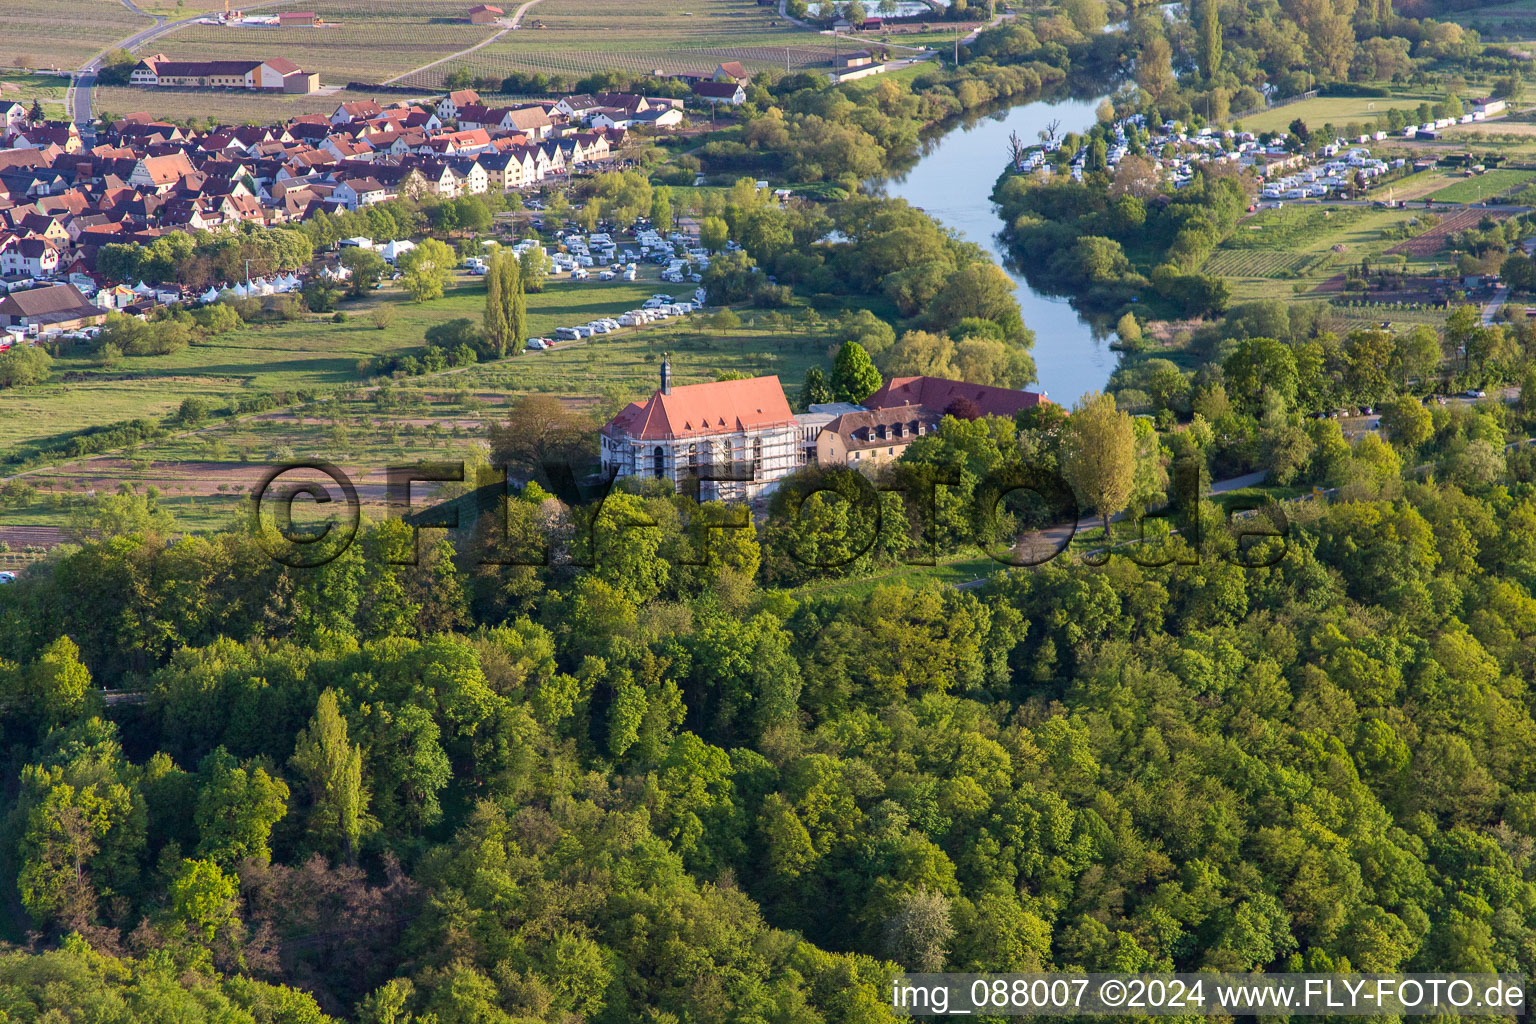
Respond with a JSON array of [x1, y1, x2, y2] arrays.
[[381, 10, 527, 87]]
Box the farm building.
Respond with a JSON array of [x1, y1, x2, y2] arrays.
[[129, 54, 318, 93], [836, 49, 874, 68], [692, 81, 746, 106], [713, 61, 750, 84], [276, 11, 321, 26], [468, 4, 504, 23], [0, 283, 103, 331]]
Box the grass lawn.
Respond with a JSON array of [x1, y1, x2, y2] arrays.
[[0, 72, 70, 120], [0, 272, 669, 455], [396, 311, 831, 406], [1237, 89, 1444, 135], [5, 0, 152, 71], [1424, 168, 1536, 204]]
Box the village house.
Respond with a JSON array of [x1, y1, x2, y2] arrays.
[[128, 152, 197, 193], [330, 176, 392, 209], [468, 4, 504, 23], [0, 237, 60, 279], [330, 100, 384, 125], [435, 89, 481, 121], [692, 82, 746, 106]]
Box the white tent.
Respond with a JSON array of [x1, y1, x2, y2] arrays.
[[252, 278, 275, 296], [226, 283, 249, 298], [132, 280, 156, 297], [276, 273, 301, 292], [199, 287, 221, 304], [378, 239, 415, 262], [340, 236, 373, 249]]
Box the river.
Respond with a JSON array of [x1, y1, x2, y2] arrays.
[[877, 95, 1114, 406]]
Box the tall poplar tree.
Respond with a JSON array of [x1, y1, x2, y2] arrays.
[[484, 251, 509, 356], [289, 689, 370, 865], [1198, 0, 1222, 82], [504, 252, 527, 348]]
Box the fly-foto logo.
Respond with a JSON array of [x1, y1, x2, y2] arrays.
[[248, 459, 1290, 571]]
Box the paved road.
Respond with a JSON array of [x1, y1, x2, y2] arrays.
[[1483, 285, 1510, 325], [67, 0, 293, 128]]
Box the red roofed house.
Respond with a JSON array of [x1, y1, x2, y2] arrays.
[[713, 61, 750, 84], [600, 360, 800, 500], [692, 81, 746, 106], [864, 375, 1047, 418], [815, 376, 1048, 469], [468, 4, 504, 23]]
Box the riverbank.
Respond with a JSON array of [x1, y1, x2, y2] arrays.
[[874, 95, 1116, 405]]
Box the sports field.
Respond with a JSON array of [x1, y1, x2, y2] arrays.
[[5, 0, 151, 71]]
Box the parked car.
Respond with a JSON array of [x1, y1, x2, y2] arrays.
[[526, 337, 549, 350]]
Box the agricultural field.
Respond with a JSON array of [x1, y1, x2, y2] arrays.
[[1209, 203, 1455, 303], [92, 84, 380, 126], [148, 0, 496, 85], [4, 0, 151, 71], [1221, 205, 1367, 250], [1200, 250, 1322, 279], [1424, 168, 1536, 204], [415, 0, 842, 89], [0, 312, 836, 547], [1237, 89, 1446, 134], [0, 272, 668, 456], [1448, 0, 1536, 34]]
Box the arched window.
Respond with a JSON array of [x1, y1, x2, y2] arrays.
[[653, 445, 665, 478]]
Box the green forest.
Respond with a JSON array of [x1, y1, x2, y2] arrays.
[[3, 438, 1536, 1021]]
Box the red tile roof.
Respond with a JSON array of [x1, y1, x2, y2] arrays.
[[604, 375, 794, 441], [864, 376, 1046, 419]]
